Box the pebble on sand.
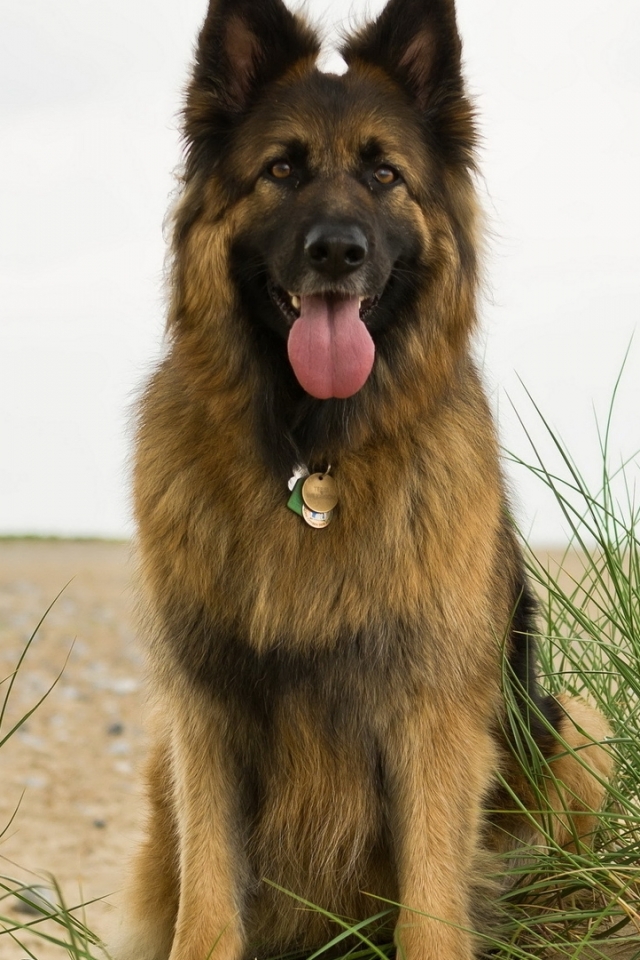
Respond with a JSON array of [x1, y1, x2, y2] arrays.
[[12, 885, 58, 917]]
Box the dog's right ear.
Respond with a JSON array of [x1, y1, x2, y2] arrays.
[[184, 0, 320, 172]]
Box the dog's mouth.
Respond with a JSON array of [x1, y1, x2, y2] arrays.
[[268, 282, 380, 326], [268, 283, 379, 400]]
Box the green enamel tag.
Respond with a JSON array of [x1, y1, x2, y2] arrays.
[[287, 476, 305, 517]]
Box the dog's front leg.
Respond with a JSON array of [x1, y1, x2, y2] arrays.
[[387, 699, 497, 960], [168, 690, 248, 960]]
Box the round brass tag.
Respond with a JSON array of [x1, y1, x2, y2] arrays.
[[302, 473, 338, 513]]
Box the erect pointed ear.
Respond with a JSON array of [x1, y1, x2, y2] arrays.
[[341, 0, 474, 166], [184, 0, 320, 169]]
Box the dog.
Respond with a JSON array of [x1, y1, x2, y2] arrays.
[[113, 1, 613, 958]]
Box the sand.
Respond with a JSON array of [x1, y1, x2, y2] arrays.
[[0, 540, 143, 959]]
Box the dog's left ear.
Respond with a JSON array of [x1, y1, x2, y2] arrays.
[[342, 0, 474, 166], [185, 0, 320, 172]]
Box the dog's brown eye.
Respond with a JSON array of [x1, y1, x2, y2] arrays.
[[270, 161, 292, 179], [373, 165, 399, 185]]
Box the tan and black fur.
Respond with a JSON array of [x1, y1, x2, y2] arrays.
[[113, 1, 613, 959]]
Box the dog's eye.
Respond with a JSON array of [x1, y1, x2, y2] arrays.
[[373, 165, 400, 185], [269, 161, 292, 180]]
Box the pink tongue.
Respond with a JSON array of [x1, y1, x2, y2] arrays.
[[287, 296, 375, 400]]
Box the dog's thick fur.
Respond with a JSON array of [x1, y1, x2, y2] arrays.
[[114, 2, 613, 959]]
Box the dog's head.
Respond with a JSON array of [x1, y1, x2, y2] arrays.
[[172, 0, 478, 462]]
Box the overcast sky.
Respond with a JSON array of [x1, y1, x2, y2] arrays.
[[1, 0, 639, 544]]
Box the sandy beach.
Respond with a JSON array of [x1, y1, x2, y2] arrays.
[[0, 540, 142, 958]]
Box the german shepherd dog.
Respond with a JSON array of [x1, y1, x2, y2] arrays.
[[115, 1, 613, 958]]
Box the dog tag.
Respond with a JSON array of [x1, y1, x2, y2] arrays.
[[302, 504, 333, 528], [287, 464, 309, 491], [302, 473, 338, 513], [287, 477, 305, 517]]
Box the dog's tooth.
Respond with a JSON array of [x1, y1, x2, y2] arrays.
[[358, 297, 364, 305], [291, 295, 301, 310]]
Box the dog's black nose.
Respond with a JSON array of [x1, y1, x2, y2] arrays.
[[304, 223, 368, 279]]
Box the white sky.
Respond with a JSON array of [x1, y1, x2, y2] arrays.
[[1, 0, 639, 543]]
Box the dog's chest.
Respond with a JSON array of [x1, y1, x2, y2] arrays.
[[172, 613, 427, 716]]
